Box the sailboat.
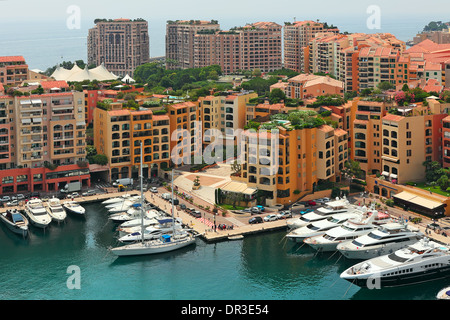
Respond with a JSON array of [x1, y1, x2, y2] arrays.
[[110, 144, 196, 257]]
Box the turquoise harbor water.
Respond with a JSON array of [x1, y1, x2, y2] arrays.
[[0, 202, 445, 301]]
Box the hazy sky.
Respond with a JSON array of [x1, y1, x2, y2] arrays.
[[2, 0, 450, 69], [2, 0, 450, 23]]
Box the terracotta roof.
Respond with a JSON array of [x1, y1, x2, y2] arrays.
[[40, 80, 69, 90], [334, 128, 347, 136], [0, 56, 25, 63], [383, 114, 404, 122], [152, 115, 170, 121]]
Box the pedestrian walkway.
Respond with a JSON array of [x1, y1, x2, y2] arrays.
[[198, 217, 214, 228]]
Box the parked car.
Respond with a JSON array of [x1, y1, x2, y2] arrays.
[[150, 187, 158, 193], [191, 210, 201, 218], [70, 192, 80, 198], [264, 214, 278, 222], [256, 205, 265, 212], [179, 203, 187, 210], [251, 206, 261, 214], [16, 194, 25, 200], [276, 211, 292, 219], [249, 216, 263, 224], [6, 200, 19, 207], [300, 208, 314, 215], [82, 190, 96, 197], [1, 196, 11, 202], [306, 200, 316, 206]]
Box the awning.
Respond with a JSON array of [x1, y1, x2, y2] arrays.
[[382, 156, 399, 163], [381, 171, 389, 176], [393, 192, 444, 210], [31, 99, 42, 104], [32, 118, 42, 123], [21, 118, 31, 124], [390, 174, 398, 179]]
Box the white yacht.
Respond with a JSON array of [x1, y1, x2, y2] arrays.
[[107, 200, 138, 214], [102, 194, 138, 205], [118, 218, 184, 242], [0, 209, 29, 237], [437, 287, 450, 300], [109, 208, 160, 223], [46, 197, 67, 223], [337, 221, 424, 260], [304, 211, 392, 252], [25, 198, 52, 229], [286, 212, 361, 243], [117, 218, 160, 237], [340, 238, 450, 288], [287, 197, 356, 230], [62, 201, 85, 216], [111, 231, 195, 257]]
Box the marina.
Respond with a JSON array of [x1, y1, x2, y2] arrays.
[[2, 188, 450, 300]]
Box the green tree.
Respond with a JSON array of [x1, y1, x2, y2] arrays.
[[269, 88, 286, 103], [437, 174, 450, 191], [377, 81, 395, 91]]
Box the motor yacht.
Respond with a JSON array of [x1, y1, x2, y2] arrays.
[[102, 194, 138, 205], [46, 197, 67, 223], [0, 209, 29, 237], [109, 208, 160, 223], [304, 211, 392, 252], [340, 238, 450, 288], [62, 201, 86, 216], [286, 212, 361, 243], [25, 198, 52, 229], [337, 221, 424, 260], [287, 198, 358, 230], [118, 218, 183, 243]]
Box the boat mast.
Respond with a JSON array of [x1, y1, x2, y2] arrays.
[[171, 169, 175, 236], [140, 141, 144, 243]]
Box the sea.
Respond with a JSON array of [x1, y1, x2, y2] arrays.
[[0, 14, 444, 72], [0, 201, 446, 305]]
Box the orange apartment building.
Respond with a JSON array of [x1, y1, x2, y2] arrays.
[[0, 91, 90, 194], [192, 22, 282, 74], [236, 119, 348, 206], [0, 56, 29, 87], [358, 47, 410, 90], [84, 89, 118, 124], [283, 21, 330, 73], [87, 19, 150, 77], [281, 73, 344, 99], [194, 31, 241, 74], [166, 101, 202, 166], [199, 91, 258, 145], [94, 103, 172, 181], [166, 20, 220, 70], [353, 98, 447, 184]]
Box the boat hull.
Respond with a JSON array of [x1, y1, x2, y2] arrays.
[[25, 212, 51, 229], [111, 238, 196, 256], [64, 207, 85, 216], [338, 242, 416, 260], [342, 266, 450, 288], [0, 215, 28, 237]]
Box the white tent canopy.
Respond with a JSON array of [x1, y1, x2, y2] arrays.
[[122, 74, 135, 84], [51, 63, 119, 82]]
